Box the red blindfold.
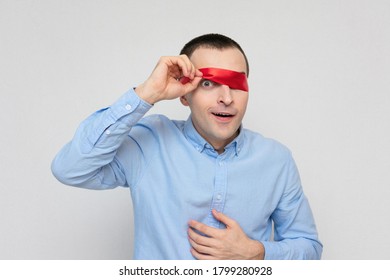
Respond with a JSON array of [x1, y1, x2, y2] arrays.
[[181, 67, 249, 92]]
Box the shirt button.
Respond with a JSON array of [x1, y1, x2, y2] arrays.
[[125, 104, 132, 111], [219, 161, 224, 166], [216, 194, 222, 201], [105, 129, 111, 135]]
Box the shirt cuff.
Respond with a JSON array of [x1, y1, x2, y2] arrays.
[[80, 88, 152, 154], [109, 88, 153, 123], [260, 241, 280, 260]]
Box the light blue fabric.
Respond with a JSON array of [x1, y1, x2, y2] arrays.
[[52, 88, 322, 259]]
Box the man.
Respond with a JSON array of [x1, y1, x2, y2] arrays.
[[52, 33, 322, 260]]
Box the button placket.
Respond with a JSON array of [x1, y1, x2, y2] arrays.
[[208, 156, 228, 228]]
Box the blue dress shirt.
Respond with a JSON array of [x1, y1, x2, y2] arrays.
[[51, 88, 322, 260]]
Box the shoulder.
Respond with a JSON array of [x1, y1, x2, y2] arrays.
[[137, 114, 184, 130], [138, 114, 171, 125], [242, 128, 292, 160], [131, 114, 185, 138]]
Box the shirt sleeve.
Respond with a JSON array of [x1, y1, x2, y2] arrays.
[[261, 154, 323, 259], [51, 88, 152, 189]]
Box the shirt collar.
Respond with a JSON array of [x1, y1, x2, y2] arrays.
[[183, 115, 244, 156]]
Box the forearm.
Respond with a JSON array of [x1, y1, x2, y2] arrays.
[[262, 238, 323, 260], [51, 88, 152, 189], [263, 154, 323, 260]]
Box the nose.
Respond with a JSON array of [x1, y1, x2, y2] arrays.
[[218, 85, 233, 105]]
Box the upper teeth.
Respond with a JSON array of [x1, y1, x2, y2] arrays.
[[215, 113, 230, 116]]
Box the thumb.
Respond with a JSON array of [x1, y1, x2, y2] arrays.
[[181, 76, 202, 94], [212, 209, 236, 228]]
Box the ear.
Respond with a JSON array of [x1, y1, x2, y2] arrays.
[[180, 95, 189, 106]]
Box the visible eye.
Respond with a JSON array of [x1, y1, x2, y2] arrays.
[[200, 79, 216, 88]]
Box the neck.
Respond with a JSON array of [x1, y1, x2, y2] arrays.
[[209, 131, 239, 154]]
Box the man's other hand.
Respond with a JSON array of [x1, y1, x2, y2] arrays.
[[188, 209, 265, 260]]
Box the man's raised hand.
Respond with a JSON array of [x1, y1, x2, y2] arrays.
[[135, 55, 203, 104]]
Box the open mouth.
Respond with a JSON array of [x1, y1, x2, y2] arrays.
[[212, 112, 233, 117], [212, 112, 235, 121]]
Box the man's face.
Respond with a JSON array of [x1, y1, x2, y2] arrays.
[[181, 47, 249, 152]]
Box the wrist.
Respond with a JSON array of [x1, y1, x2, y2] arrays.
[[247, 240, 265, 260], [134, 83, 160, 105]]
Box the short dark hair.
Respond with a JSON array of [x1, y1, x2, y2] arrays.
[[180, 33, 249, 76]]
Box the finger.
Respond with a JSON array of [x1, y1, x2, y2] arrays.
[[177, 55, 195, 78], [190, 247, 217, 260], [178, 55, 203, 80], [181, 76, 202, 93], [158, 56, 189, 79], [212, 209, 237, 228], [188, 59, 195, 80], [195, 68, 203, 78], [188, 227, 218, 247], [188, 236, 215, 255], [188, 219, 221, 238]]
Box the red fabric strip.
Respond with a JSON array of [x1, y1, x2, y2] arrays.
[[181, 67, 249, 92]]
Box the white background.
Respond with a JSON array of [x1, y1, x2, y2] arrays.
[[0, 0, 389, 259]]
